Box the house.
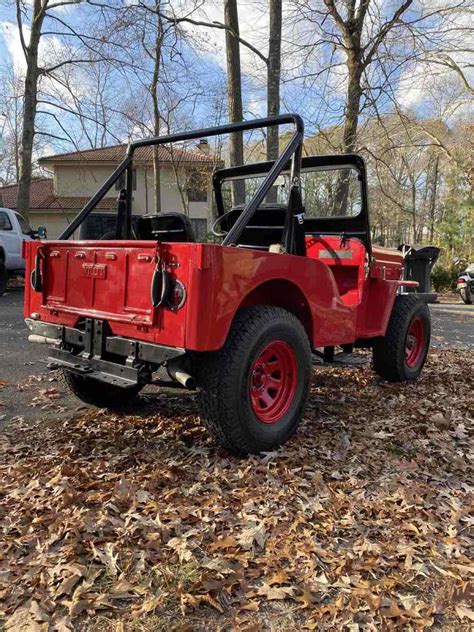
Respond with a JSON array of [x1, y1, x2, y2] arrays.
[[0, 140, 216, 239]]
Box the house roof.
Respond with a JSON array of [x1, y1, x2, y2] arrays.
[[39, 143, 214, 166], [0, 178, 116, 211]]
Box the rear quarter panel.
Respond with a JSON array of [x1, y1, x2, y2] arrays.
[[184, 244, 357, 350]]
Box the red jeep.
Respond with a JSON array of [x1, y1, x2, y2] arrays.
[[23, 115, 430, 454]]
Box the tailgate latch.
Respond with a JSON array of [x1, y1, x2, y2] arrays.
[[30, 248, 44, 292], [151, 258, 171, 308]]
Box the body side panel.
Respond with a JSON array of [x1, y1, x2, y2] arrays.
[[184, 244, 357, 350]]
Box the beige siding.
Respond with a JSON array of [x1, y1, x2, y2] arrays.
[[54, 165, 116, 199], [30, 211, 78, 239], [53, 164, 210, 220]]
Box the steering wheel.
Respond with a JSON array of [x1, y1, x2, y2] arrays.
[[211, 210, 237, 238], [211, 206, 285, 238]]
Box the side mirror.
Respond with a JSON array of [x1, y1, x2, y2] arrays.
[[37, 226, 47, 239]]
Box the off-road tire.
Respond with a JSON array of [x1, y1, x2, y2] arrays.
[[0, 261, 6, 297], [460, 287, 472, 305], [373, 295, 430, 382], [59, 369, 142, 408], [197, 306, 312, 455]]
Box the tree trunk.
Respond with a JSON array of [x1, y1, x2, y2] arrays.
[[266, 0, 282, 162], [150, 5, 163, 214], [16, 1, 45, 223], [224, 0, 245, 206], [428, 155, 439, 242], [266, 0, 282, 203], [411, 179, 417, 243], [342, 55, 363, 154], [334, 55, 362, 214]]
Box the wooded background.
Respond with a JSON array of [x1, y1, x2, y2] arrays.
[[0, 0, 472, 263]]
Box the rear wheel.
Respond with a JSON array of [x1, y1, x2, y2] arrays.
[[59, 369, 142, 408], [460, 287, 472, 304], [197, 306, 312, 454], [373, 295, 430, 382], [0, 261, 7, 297]]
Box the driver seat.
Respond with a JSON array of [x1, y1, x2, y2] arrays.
[[222, 204, 287, 250]]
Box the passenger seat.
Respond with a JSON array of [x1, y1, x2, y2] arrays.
[[137, 212, 196, 242]]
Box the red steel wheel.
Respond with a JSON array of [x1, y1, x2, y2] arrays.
[[197, 306, 312, 454], [249, 341, 298, 424], [373, 295, 431, 382], [405, 317, 424, 368]]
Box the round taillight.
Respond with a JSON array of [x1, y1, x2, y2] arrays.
[[166, 278, 187, 311]]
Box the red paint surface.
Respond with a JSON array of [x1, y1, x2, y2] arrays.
[[405, 317, 425, 368], [249, 340, 298, 424], [24, 235, 403, 352]]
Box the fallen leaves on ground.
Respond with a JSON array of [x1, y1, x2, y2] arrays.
[[0, 348, 472, 631]]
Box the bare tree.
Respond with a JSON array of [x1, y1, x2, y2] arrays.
[[15, 0, 48, 221], [0, 69, 23, 184], [224, 0, 245, 205], [13, 0, 125, 221], [140, 2, 165, 213], [267, 0, 282, 161], [321, 0, 415, 153]]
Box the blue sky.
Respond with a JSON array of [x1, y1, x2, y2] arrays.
[[0, 0, 471, 166]]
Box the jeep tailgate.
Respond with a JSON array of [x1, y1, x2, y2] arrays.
[[24, 240, 193, 347], [42, 241, 161, 322]]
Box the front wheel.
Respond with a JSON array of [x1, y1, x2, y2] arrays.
[[373, 295, 431, 382], [59, 370, 143, 408], [460, 287, 472, 304], [0, 261, 7, 297], [197, 306, 312, 454]]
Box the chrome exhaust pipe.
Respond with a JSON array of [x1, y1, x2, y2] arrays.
[[28, 334, 56, 345], [167, 358, 195, 389]]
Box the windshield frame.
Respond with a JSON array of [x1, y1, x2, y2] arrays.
[[213, 154, 372, 255]]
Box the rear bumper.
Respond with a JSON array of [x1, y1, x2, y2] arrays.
[[25, 318, 184, 388]]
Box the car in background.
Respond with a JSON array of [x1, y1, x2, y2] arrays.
[[0, 208, 45, 296]]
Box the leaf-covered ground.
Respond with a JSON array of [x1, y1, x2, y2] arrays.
[[1, 349, 473, 631]]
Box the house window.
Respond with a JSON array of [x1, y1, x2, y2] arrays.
[[187, 169, 208, 203], [115, 169, 137, 191], [0, 211, 13, 231]]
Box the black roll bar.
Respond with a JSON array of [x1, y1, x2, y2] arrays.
[[59, 114, 304, 241]]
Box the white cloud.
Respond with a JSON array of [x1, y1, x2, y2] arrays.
[[0, 21, 27, 73]]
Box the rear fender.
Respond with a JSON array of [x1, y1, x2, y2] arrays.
[[238, 279, 313, 340], [184, 245, 357, 351]]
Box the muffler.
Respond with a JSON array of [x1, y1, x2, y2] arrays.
[[167, 358, 195, 389]]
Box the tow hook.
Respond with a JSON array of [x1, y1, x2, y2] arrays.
[[167, 357, 195, 389]]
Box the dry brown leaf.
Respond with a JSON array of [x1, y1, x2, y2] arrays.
[[1, 348, 472, 630], [55, 574, 81, 598], [237, 522, 267, 550], [455, 604, 474, 621], [257, 583, 296, 600], [208, 535, 239, 551]]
